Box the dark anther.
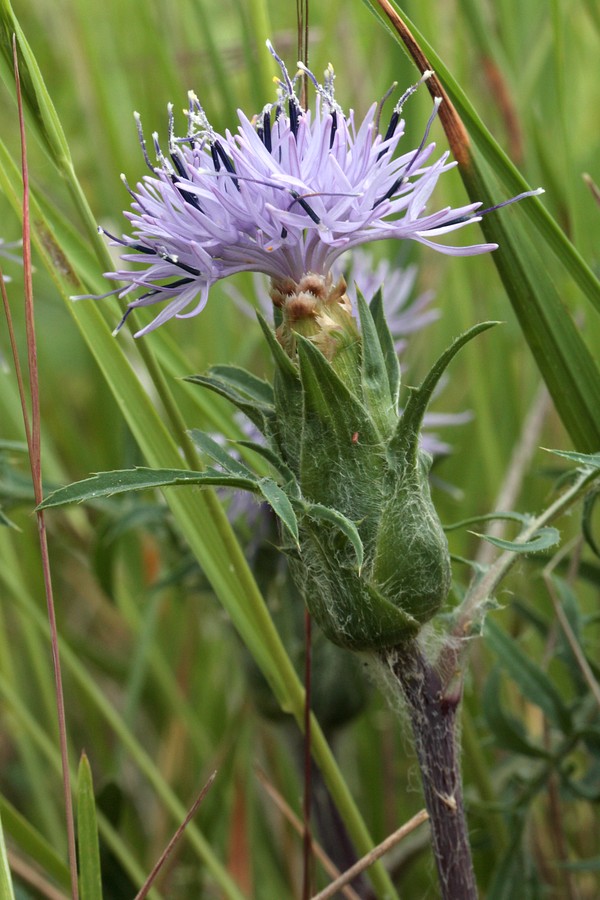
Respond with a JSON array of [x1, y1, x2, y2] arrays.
[[163, 257, 202, 276], [383, 111, 400, 143], [138, 277, 194, 301], [329, 111, 338, 149], [170, 175, 203, 212], [213, 141, 240, 190], [281, 227, 288, 239], [289, 190, 321, 224], [373, 175, 405, 208], [211, 144, 221, 171], [377, 111, 400, 162], [101, 228, 155, 254], [261, 110, 272, 153], [289, 99, 299, 137]]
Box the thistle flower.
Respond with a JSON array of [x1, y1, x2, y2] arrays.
[[92, 43, 541, 336]]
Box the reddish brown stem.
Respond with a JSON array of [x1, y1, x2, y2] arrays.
[[302, 608, 314, 899], [11, 35, 79, 900]]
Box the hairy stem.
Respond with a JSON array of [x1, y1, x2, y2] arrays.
[[385, 642, 477, 900]]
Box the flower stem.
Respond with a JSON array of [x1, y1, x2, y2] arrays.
[[385, 642, 477, 900]]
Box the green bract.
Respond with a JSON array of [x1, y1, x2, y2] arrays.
[[189, 283, 496, 652], [39, 280, 494, 652]]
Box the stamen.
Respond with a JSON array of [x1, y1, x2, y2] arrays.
[[134, 112, 157, 173], [136, 276, 195, 301], [477, 188, 545, 217], [289, 190, 321, 224], [266, 40, 295, 97], [374, 96, 442, 207], [375, 81, 398, 136], [289, 98, 299, 137], [257, 106, 272, 152], [158, 251, 202, 276], [297, 60, 342, 115], [394, 70, 434, 116], [185, 90, 216, 144], [380, 70, 434, 151], [329, 110, 338, 149], [99, 227, 155, 254]]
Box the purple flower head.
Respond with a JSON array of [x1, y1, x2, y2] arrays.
[[92, 43, 541, 336]]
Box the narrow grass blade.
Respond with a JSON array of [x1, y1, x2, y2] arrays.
[[0, 807, 16, 900], [77, 754, 102, 900], [363, 0, 600, 451]]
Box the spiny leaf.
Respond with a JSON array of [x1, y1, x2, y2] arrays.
[[303, 502, 365, 571], [258, 478, 298, 545], [393, 321, 498, 461], [473, 526, 560, 554], [189, 430, 256, 479], [256, 311, 297, 379], [38, 468, 260, 509], [369, 288, 401, 408], [356, 288, 396, 435], [235, 440, 298, 491], [208, 364, 274, 405], [184, 373, 273, 434], [544, 448, 600, 470]]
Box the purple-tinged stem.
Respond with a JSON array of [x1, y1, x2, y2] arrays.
[[385, 641, 477, 900], [11, 37, 79, 900], [302, 608, 314, 900]]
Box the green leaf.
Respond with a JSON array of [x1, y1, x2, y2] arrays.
[[545, 448, 600, 470], [303, 502, 365, 571], [394, 321, 497, 461], [258, 478, 299, 545], [188, 430, 256, 479], [473, 526, 560, 553], [0, 806, 16, 900], [0, 795, 70, 889], [485, 619, 572, 733], [256, 312, 297, 379], [38, 468, 259, 509], [369, 288, 401, 409], [77, 753, 103, 900], [207, 364, 274, 406], [483, 668, 551, 759], [0, 0, 71, 164], [184, 373, 273, 434], [295, 335, 382, 526], [355, 288, 396, 435], [235, 440, 298, 491]]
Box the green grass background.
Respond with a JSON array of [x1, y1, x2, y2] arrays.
[[0, 1, 599, 897]]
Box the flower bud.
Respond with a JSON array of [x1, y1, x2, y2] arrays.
[[258, 280, 486, 651]]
